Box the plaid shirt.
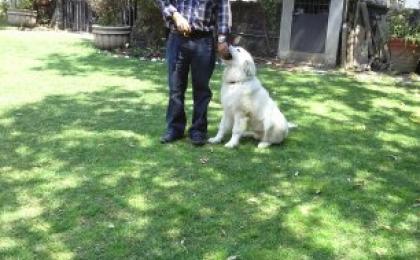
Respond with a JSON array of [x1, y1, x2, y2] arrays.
[[155, 0, 231, 35]]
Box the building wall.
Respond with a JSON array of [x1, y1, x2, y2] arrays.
[[278, 0, 344, 66]]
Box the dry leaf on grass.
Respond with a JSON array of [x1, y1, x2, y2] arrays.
[[200, 157, 209, 164]]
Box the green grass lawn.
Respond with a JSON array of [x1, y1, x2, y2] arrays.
[[0, 27, 419, 259]]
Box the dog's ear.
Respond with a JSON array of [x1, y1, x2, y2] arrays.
[[244, 60, 256, 77]]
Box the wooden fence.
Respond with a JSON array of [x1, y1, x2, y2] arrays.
[[62, 0, 91, 31], [59, 0, 137, 32]]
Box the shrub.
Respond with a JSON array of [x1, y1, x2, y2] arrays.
[[1, 0, 8, 15], [132, 0, 166, 51], [87, 0, 126, 25], [131, 0, 281, 52], [16, 0, 35, 9], [260, 0, 282, 33], [388, 9, 420, 44]]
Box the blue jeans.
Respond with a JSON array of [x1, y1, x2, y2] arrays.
[[165, 32, 216, 137]]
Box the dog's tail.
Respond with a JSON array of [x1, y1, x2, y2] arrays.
[[288, 122, 298, 129]]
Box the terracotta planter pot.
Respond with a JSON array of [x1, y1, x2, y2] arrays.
[[6, 9, 37, 27], [92, 25, 132, 50], [388, 38, 420, 73]]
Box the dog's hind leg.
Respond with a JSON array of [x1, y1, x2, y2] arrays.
[[208, 113, 233, 144], [258, 132, 272, 148], [257, 121, 273, 149], [225, 114, 248, 148]]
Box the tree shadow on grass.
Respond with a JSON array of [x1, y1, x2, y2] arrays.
[[31, 39, 169, 87], [0, 37, 417, 258], [0, 16, 8, 30], [0, 79, 418, 259], [0, 86, 334, 258]]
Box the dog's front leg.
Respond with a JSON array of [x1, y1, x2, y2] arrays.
[[225, 114, 247, 148], [208, 113, 233, 144]]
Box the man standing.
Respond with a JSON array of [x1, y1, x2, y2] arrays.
[[155, 0, 232, 146]]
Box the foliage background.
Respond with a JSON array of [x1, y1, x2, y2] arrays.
[[387, 9, 420, 43], [132, 0, 283, 51], [0, 0, 7, 15], [260, 0, 282, 33], [87, 0, 126, 25], [11, 0, 34, 9], [132, 0, 166, 52]]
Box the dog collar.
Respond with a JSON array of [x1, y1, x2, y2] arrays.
[[226, 77, 253, 85]]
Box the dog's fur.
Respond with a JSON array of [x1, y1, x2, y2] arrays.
[[209, 46, 295, 148]]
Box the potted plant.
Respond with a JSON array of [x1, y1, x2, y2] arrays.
[[7, 0, 37, 27], [387, 9, 420, 73], [88, 0, 131, 50]]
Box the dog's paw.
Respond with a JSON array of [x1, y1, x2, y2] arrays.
[[224, 141, 238, 149], [208, 137, 222, 144], [257, 142, 271, 149]]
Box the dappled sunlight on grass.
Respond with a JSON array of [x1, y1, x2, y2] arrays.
[[0, 28, 419, 259], [1, 201, 44, 224]]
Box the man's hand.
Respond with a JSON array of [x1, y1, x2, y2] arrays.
[[173, 12, 191, 35], [217, 42, 231, 60]]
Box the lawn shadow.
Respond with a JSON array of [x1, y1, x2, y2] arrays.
[[0, 86, 336, 258], [0, 80, 418, 258], [0, 36, 418, 259], [31, 39, 169, 86], [0, 15, 8, 30]]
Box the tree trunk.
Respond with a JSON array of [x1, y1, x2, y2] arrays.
[[50, 0, 64, 29], [341, 0, 349, 68]]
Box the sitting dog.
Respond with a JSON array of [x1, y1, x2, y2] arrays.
[[208, 46, 295, 148]]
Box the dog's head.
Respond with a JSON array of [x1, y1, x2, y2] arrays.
[[222, 46, 256, 80]]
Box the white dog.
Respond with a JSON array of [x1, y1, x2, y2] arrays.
[[209, 46, 295, 148]]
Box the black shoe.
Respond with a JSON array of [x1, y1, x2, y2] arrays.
[[160, 132, 184, 144], [190, 132, 207, 146]]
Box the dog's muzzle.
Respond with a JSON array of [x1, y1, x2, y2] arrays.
[[223, 53, 233, 60], [220, 46, 232, 60]]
